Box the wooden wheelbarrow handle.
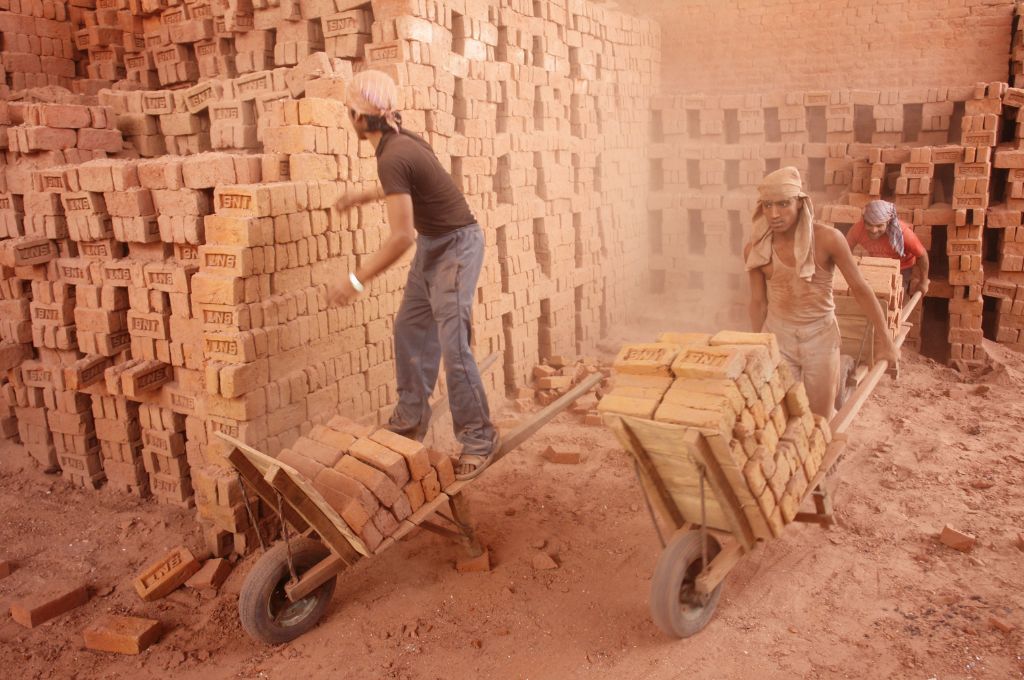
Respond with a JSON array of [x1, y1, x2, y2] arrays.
[[831, 291, 922, 435]]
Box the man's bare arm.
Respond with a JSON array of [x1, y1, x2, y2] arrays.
[[824, 229, 899, 365], [354, 193, 416, 284], [334, 185, 385, 212], [910, 250, 930, 296], [744, 242, 768, 332], [326, 194, 415, 306]]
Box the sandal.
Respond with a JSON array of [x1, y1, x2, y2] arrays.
[[454, 433, 501, 481], [454, 453, 493, 480]]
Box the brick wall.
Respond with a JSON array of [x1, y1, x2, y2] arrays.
[[614, 0, 1014, 93], [0, 0, 660, 555]]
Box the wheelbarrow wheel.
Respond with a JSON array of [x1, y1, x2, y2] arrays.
[[649, 529, 723, 638], [239, 537, 338, 644]]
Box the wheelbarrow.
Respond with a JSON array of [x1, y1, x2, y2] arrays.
[[218, 366, 604, 644]]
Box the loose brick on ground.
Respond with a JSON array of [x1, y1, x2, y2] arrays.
[[133, 546, 200, 601], [83, 614, 162, 654], [185, 558, 232, 597], [10, 582, 90, 628], [939, 525, 976, 553], [456, 548, 491, 573], [543, 446, 582, 465]]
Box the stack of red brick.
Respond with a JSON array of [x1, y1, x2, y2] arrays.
[[982, 83, 1024, 352], [0, 0, 660, 559], [650, 84, 997, 352], [0, 0, 78, 94], [277, 415, 455, 552]]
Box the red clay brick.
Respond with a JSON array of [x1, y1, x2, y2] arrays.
[[316, 466, 379, 511], [276, 448, 325, 481], [370, 428, 431, 480], [313, 469, 374, 533], [308, 424, 355, 454], [371, 506, 399, 537], [427, 448, 456, 490], [292, 436, 343, 468], [403, 479, 425, 512], [348, 437, 410, 487], [421, 468, 441, 501], [543, 446, 582, 465], [40, 104, 92, 128], [10, 582, 89, 628], [133, 546, 200, 601], [335, 455, 401, 507], [77, 128, 123, 153], [939, 525, 976, 553], [83, 614, 162, 654], [456, 548, 491, 573], [185, 558, 232, 596], [391, 492, 412, 521], [359, 520, 383, 552], [327, 414, 372, 438]]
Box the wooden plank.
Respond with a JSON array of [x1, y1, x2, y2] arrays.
[[442, 373, 603, 496], [284, 553, 347, 601], [384, 492, 452, 542], [606, 415, 687, 529], [695, 538, 744, 596], [831, 360, 886, 435], [264, 465, 367, 558], [225, 447, 309, 533], [388, 521, 418, 543], [619, 415, 747, 540], [495, 372, 604, 461], [803, 436, 848, 504], [835, 293, 920, 432], [900, 291, 923, 324], [683, 430, 755, 550]]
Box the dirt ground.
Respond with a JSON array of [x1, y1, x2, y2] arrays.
[[1, 342, 1022, 680]]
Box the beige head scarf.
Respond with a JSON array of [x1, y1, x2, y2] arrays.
[[345, 69, 401, 133], [745, 166, 816, 282]]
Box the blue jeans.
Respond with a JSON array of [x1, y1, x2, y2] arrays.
[[387, 224, 496, 457]]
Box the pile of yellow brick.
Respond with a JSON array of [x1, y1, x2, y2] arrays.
[[598, 331, 833, 540]]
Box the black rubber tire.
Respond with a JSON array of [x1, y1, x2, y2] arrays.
[[649, 530, 723, 638], [238, 538, 338, 644]]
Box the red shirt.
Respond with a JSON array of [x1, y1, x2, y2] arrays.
[[846, 219, 926, 270]]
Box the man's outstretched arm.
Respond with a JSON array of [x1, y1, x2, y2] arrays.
[[327, 193, 416, 306]]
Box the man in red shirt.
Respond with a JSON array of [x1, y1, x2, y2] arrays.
[[846, 199, 930, 296]]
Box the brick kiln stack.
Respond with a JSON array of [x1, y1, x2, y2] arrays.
[[0, 0, 660, 556]]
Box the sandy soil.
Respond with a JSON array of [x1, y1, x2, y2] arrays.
[[1, 343, 1022, 680]]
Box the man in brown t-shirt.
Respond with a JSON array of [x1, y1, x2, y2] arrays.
[[327, 70, 498, 480]]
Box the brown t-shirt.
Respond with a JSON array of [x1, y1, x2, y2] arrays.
[[375, 130, 477, 237]]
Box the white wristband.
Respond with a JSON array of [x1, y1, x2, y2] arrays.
[[348, 271, 365, 293]]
